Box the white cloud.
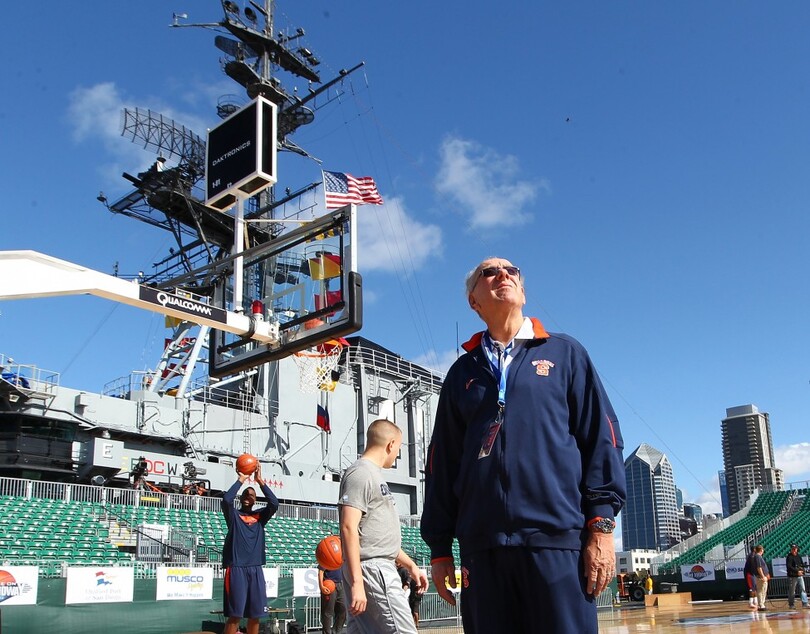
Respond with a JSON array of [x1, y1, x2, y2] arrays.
[[775, 442, 810, 482], [175, 77, 237, 113], [435, 136, 546, 229], [693, 486, 723, 516], [679, 475, 724, 516], [66, 82, 214, 187], [67, 82, 124, 144], [357, 196, 442, 273], [412, 348, 459, 375]]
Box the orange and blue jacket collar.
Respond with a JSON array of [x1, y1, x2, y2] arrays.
[[461, 317, 550, 353]]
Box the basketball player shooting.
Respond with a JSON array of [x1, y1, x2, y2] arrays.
[[221, 461, 280, 634]]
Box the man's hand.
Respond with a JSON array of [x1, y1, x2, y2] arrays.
[[408, 563, 429, 595], [253, 462, 264, 485], [348, 581, 367, 616], [430, 558, 457, 606], [583, 531, 615, 597]]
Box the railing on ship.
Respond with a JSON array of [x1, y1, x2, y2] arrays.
[[0, 352, 60, 401], [102, 371, 280, 420], [344, 344, 445, 393]]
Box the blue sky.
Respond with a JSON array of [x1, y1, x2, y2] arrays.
[[2, 1, 810, 519]]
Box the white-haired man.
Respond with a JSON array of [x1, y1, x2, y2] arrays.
[[421, 257, 626, 633]]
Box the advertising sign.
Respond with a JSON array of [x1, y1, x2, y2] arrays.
[[263, 567, 279, 598], [725, 559, 745, 580], [680, 563, 716, 583], [65, 567, 135, 604], [0, 566, 38, 605], [156, 566, 213, 600], [293, 567, 320, 597], [205, 96, 277, 210], [139, 287, 228, 325]]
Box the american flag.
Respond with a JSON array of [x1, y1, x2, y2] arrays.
[[322, 171, 384, 209]]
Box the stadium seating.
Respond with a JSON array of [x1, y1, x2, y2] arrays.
[[758, 489, 810, 556], [0, 493, 451, 574], [657, 490, 799, 573]]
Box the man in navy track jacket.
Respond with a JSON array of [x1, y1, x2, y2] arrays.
[[421, 257, 626, 634]]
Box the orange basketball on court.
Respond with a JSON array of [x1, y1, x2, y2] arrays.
[[322, 578, 336, 595], [315, 535, 343, 570], [236, 453, 258, 475]]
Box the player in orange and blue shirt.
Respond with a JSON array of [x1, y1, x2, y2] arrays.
[[221, 463, 279, 634]]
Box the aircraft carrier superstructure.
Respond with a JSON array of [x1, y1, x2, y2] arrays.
[[0, 0, 444, 518]]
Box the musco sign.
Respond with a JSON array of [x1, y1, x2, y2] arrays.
[[139, 287, 228, 325]]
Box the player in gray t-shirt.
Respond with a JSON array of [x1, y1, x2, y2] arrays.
[[339, 419, 428, 634]]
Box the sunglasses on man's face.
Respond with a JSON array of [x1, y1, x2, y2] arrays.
[[478, 265, 520, 279]]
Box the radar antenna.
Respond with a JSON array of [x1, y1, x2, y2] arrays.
[[121, 108, 206, 184]]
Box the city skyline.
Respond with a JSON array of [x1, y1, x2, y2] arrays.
[[621, 402, 796, 553]]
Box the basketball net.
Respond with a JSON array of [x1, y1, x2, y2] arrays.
[[293, 340, 344, 393]]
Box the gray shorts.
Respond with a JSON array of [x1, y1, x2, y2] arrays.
[[345, 558, 416, 634]]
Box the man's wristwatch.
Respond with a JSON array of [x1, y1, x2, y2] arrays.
[[588, 517, 616, 534]]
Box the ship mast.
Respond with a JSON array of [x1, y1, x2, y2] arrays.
[[95, 1, 366, 458]]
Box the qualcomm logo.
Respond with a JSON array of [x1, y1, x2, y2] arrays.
[[156, 292, 213, 317]]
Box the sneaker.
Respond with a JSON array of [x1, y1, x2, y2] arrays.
[[788, 604, 795, 609], [759, 607, 767, 612], [803, 604, 810, 609]]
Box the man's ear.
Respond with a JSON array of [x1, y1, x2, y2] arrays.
[[468, 294, 479, 312]]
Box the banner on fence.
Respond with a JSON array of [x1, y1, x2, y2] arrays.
[[771, 557, 786, 578], [66, 566, 135, 604], [680, 563, 716, 582], [725, 559, 745, 580], [155, 566, 213, 600], [293, 568, 321, 597], [263, 567, 279, 598], [0, 566, 39, 605]]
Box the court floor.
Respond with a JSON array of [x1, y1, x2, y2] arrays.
[[416, 599, 810, 633], [598, 600, 810, 633]]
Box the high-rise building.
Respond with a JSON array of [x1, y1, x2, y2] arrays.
[[721, 404, 783, 516], [622, 443, 681, 551], [718, 470, 730, 518], [683, 502, 703, 534]]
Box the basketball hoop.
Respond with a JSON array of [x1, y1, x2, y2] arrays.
[[293, 339, 345, 393]]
